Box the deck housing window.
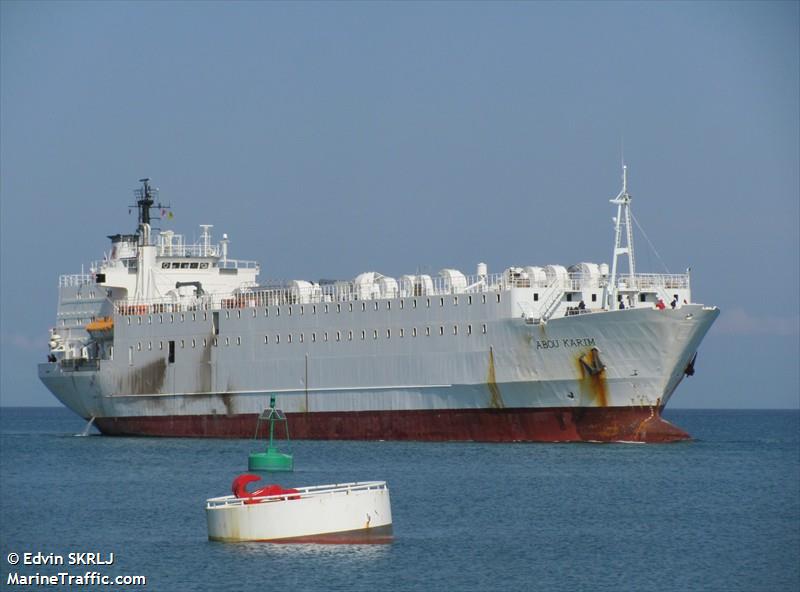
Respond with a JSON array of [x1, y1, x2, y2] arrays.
[[168, 341, 175, 363]]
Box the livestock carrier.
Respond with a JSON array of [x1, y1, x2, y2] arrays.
[[38, 169, 719, 442]]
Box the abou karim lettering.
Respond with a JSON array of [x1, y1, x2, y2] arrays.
[[536, 337, 596, 350]]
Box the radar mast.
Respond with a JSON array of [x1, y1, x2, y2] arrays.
[[607, 164, 636, 310]]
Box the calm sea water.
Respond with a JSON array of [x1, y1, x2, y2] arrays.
[[1, 407, 797, 592]]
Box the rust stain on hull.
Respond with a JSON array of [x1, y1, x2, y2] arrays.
[[120, 357, 166, 395], [576, 347, 608, 407], [487, 347, 505, 409]]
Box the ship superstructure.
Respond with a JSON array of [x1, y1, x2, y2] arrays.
[[39, 171, 719, 442]]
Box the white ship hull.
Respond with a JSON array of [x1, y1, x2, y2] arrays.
[[39, 305, 718, 442]]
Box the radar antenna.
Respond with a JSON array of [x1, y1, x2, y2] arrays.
[[130, 178, 171, 240]]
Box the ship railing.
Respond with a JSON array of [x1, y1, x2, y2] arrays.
[[206, 481, 388, 509], [59, 273, 95, 287], [618, 273, 690, 290], [111, 271, 692, 314], [158, 243, 222, 258], [59, 358, 100, 371]]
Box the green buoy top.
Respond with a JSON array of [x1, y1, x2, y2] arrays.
[[248, 395, 294, 472]]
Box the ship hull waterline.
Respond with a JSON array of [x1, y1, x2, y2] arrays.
[[93, 406, 689, 443]]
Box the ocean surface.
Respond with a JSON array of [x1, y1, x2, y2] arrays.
[[0, 408, 797, 592]]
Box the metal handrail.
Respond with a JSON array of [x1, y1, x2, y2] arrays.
[[112, 271, 690, 313], [206, 481, 388, 508]]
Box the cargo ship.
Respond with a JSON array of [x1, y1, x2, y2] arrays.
[[38, 169, 719, 442]]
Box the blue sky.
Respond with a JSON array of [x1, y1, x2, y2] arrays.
[[1, 1, 797, 408]]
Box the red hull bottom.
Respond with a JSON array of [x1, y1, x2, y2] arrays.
[[209, 525, 394, 545], [94, 407, 690, 443]]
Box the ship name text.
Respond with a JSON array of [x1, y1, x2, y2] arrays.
[[536, 337, 596, 350]]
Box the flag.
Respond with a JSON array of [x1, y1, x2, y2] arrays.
[[168, 212, 174, 220]]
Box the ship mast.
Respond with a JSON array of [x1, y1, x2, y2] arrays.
[[606, 164, 636, 310], [131, 178, 169, 246]]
